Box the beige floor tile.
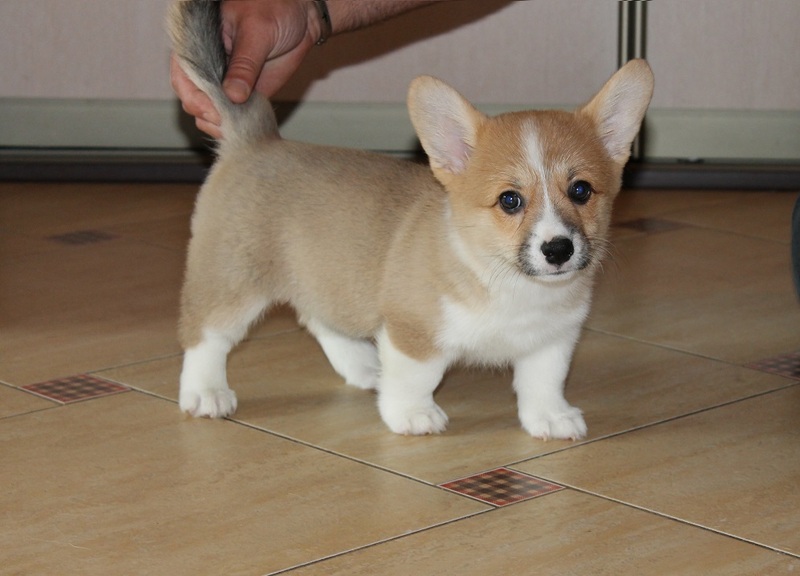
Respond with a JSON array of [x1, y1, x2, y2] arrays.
[[0, 392, 487, 575], [0, 228, 61, 262], [0, 182, 197, 237], [1, 243, 298, 387], [517, 386, 800, 556], [610, 188, 797, 254], [289, 490, 799, 575], [0, 383, 55, 418], [589, 225, 800, 363], [0, 182, 197, 258], [570, 328, 794, 432], [0, 239, 185, 385], [6, 183, 799, 574], [663, 190, 798, 243], [612, 188, 735, 225], [108, 212, 192, 252], [101, 327, 791, 485]]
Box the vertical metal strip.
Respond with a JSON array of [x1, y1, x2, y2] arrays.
[[618, 1, 648, 160]]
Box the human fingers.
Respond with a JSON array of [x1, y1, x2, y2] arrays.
[[170, 54, 222, 129], [221, 0, 315, 101], [195, 117, 223, 140], [221, 2, 279, 103]]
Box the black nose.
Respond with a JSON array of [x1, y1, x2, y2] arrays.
[[541, 237, 574, 265]]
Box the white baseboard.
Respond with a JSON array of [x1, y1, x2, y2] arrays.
[[642, 108, 800, 161], [2, 98, 799, 162]]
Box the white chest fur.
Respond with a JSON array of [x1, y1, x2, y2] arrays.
[[436, 275, 591, 366]]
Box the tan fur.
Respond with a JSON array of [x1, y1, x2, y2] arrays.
[[179, 108, 621, 359], [173, 10, 654, 435], [179, 142, 434, 347]]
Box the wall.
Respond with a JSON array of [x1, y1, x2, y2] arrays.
[[0, 0, 616, 103], [644, 0, 800, 160], [0, 0, 174, 100], [1, 0, 798, 161], [648, 0, 800, 110]]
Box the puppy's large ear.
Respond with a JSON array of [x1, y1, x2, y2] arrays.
[[579, 59, 654, 165], [407, 76, 486, 183]]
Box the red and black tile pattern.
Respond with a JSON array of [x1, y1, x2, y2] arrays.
[[22, 374, 130, 404], [746, 351, 800, 381], [440, 467, 563, 507]]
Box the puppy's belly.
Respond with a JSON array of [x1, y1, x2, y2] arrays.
[[289, 275, 384, 339]]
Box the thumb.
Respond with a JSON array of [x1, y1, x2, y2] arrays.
[[222, 21, 274, 104]]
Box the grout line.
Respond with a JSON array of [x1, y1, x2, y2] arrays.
[[87, 327, 304, 379], [265, 508, 494, 576], [583, 327, 798, 376], [101, 376, 573, 512], [23, 378, 449, 494], [0, 401, 61, 422], [80, 378, 447, 493], [117, 386, 180, 405], [98, 386, 558, 511], [611, 212, 793, 246], [504, 379, 800, 468], [3, 377, 506, 571], [224, 417, 450, 489], [581, 327, 722, 361], [87, 351, 184, 375], [510, 481, 800, 561], [98, 346, 800, 496]]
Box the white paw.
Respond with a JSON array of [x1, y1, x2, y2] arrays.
[[180, 388, 238, 418], [520, 405, 587, 440], [379, 400, 449, 436]]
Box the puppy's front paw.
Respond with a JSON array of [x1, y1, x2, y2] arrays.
[[180, 388, 238, 419], [379, 400, 449, 436], [520, 405, 587, 440]]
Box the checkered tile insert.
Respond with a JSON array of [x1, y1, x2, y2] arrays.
[[614, 218, 688, 234], [22, 374, 130, 404], [746, 351, 800, 381], [440, 468, 563, 507], [47, 230, 117, 245]]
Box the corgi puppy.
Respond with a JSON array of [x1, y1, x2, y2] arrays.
[[168, 1, 653, 440]]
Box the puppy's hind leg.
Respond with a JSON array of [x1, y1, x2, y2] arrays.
[[305, 319, 380, 390], [179, 297, 268, 418]]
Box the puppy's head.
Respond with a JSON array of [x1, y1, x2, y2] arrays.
[[408, 60, 654, 282]]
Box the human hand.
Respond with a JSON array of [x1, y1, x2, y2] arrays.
[[171, 0, 322, 138], [171, 54, 224, 138], [220, 0, 320, 102]]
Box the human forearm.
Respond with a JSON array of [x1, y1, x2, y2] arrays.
[[324, 0, 440, 36]]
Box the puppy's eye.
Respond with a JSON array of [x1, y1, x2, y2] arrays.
[[498, 191, 524, 214], [568, 180, 593, 205]]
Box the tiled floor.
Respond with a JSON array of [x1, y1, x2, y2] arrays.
[[2, 181, 799, 575]]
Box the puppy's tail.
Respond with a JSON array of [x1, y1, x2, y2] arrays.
[[167, 0, 278, 146]]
